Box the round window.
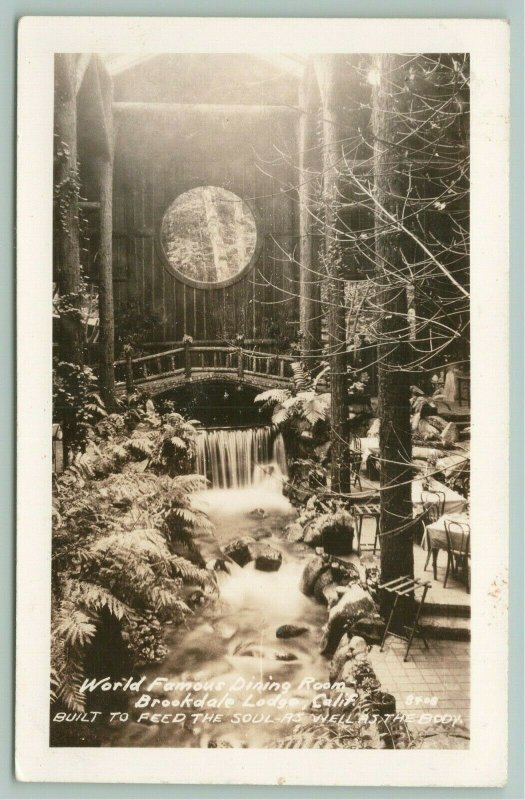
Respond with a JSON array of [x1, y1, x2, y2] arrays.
[[160, 186, 258, 287]]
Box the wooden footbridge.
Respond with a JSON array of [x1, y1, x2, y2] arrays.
[[114, 340, 299, 397]]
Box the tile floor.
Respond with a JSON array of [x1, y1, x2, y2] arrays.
[[369, 637, 470, 737]]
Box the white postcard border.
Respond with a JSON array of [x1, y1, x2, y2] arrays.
[[16, 16, 509, 786]]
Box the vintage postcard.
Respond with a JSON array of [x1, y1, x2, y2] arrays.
[[16, 16, 509, 786]]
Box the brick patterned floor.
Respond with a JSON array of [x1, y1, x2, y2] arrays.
[[369, 638, 470, 738]]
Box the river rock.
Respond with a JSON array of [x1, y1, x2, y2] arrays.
[[274, 651, 298, 662], [300, 555, 329, 596], [254, 544, 282, 572], [276, 624, 309, 639], [283, 522, 304, 543], [330, 559, 361, 586], [347, 613, 384, 645], [303, 518, 322, 546], [206, 558, 230, 573], [251, 527, 273, 541], [321, 585, 341, 608], [223, 537, 257, 567], [319, 584, 376, 656], [303, 513, 354, 555], [233, 642, 297, 661], [349, 635, 368, 655], [329, 633, 352, 682], [313, 568, 337, 605], [249, 508, 267, 519]]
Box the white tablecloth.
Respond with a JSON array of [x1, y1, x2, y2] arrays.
[[423, 511, 470, 551], [412, 478, 467, 515]]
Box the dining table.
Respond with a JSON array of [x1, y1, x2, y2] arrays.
[[422, 510, 470, 551], [411, 477, 468, 516], [421, 510, 470, 585]]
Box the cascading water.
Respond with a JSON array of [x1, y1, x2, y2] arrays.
[[108, 425, 330, 750], [196, 425, 287, 488]]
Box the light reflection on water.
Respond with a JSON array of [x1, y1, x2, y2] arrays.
[[110, 472, 329, 748]]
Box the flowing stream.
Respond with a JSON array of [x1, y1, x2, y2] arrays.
[[110, 427, 329, 748]]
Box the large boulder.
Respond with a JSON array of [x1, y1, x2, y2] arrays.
[[301, 555, 360, 602], [320, 584, 376, 656], [329, 633, 352, 682], [223, 537, 257, 567], [255, 544, 282, 572], [303, 512, 354, 555], [223, 538, 282, 571], [300, 555, 328, 596], [349, 614, 384, 645], [313, 568, 338, 604], [276, 624, 309, 639]]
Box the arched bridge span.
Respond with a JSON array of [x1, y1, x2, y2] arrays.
[[114, 342, 296, 398]]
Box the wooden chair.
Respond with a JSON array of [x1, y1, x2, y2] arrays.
[[422, 499, 442, 577], [421, 488, 445, 516], [444, 519, 470, 593]]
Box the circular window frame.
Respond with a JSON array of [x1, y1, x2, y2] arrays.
[[157, 185, 262, 290]]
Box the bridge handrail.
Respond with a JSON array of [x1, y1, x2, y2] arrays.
[[114, 346, 298, 368], [114, 346, 184, 366]]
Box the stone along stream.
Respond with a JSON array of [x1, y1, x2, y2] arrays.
[[110, 426, 332, 748]]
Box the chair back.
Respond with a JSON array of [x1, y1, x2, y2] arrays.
[[444, 519, 470, 558], [348, 449, 362, 473], [422, 499, 440, 526], [421, 489, 446, 516]]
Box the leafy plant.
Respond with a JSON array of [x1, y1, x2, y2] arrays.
[[51, 402, 214, 712], [53, 359, 107, 455]]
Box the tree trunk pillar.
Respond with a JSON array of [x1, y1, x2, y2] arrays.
[[315, 55, 351, 495], [96, 155, 116, 409], [54, 53, 83, 368], [373, 54, 414, 602], [298, 63, 322, 356]]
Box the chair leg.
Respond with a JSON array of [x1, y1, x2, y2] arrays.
[[373, 516, 380, 554], [443, 552, 451, 587], [356, 517, 363, 555], [380, 595, 398, 652], [432, 549, 438, 581], [424, 549, 431, 571]]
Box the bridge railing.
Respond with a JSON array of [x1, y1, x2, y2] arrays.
[[114, 341, 296, 391]]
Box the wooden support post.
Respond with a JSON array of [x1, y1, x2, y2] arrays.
[[298, 62, 322, 355], [124, 345, 134, 395], [184, 338, 192, 378], [237, 347, 244, 379]]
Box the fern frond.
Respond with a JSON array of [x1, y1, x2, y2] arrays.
[[148, 585, 191, 615], [169, 556, 212, 587], [55, 607, 97, 649], [254, 388, 290, 409], [73, 581, 133, 621], [171, 474, 209, 493]]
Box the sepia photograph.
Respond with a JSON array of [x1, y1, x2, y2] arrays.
[[50, 49, 472, 751], [16, 16, 510, 786]]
